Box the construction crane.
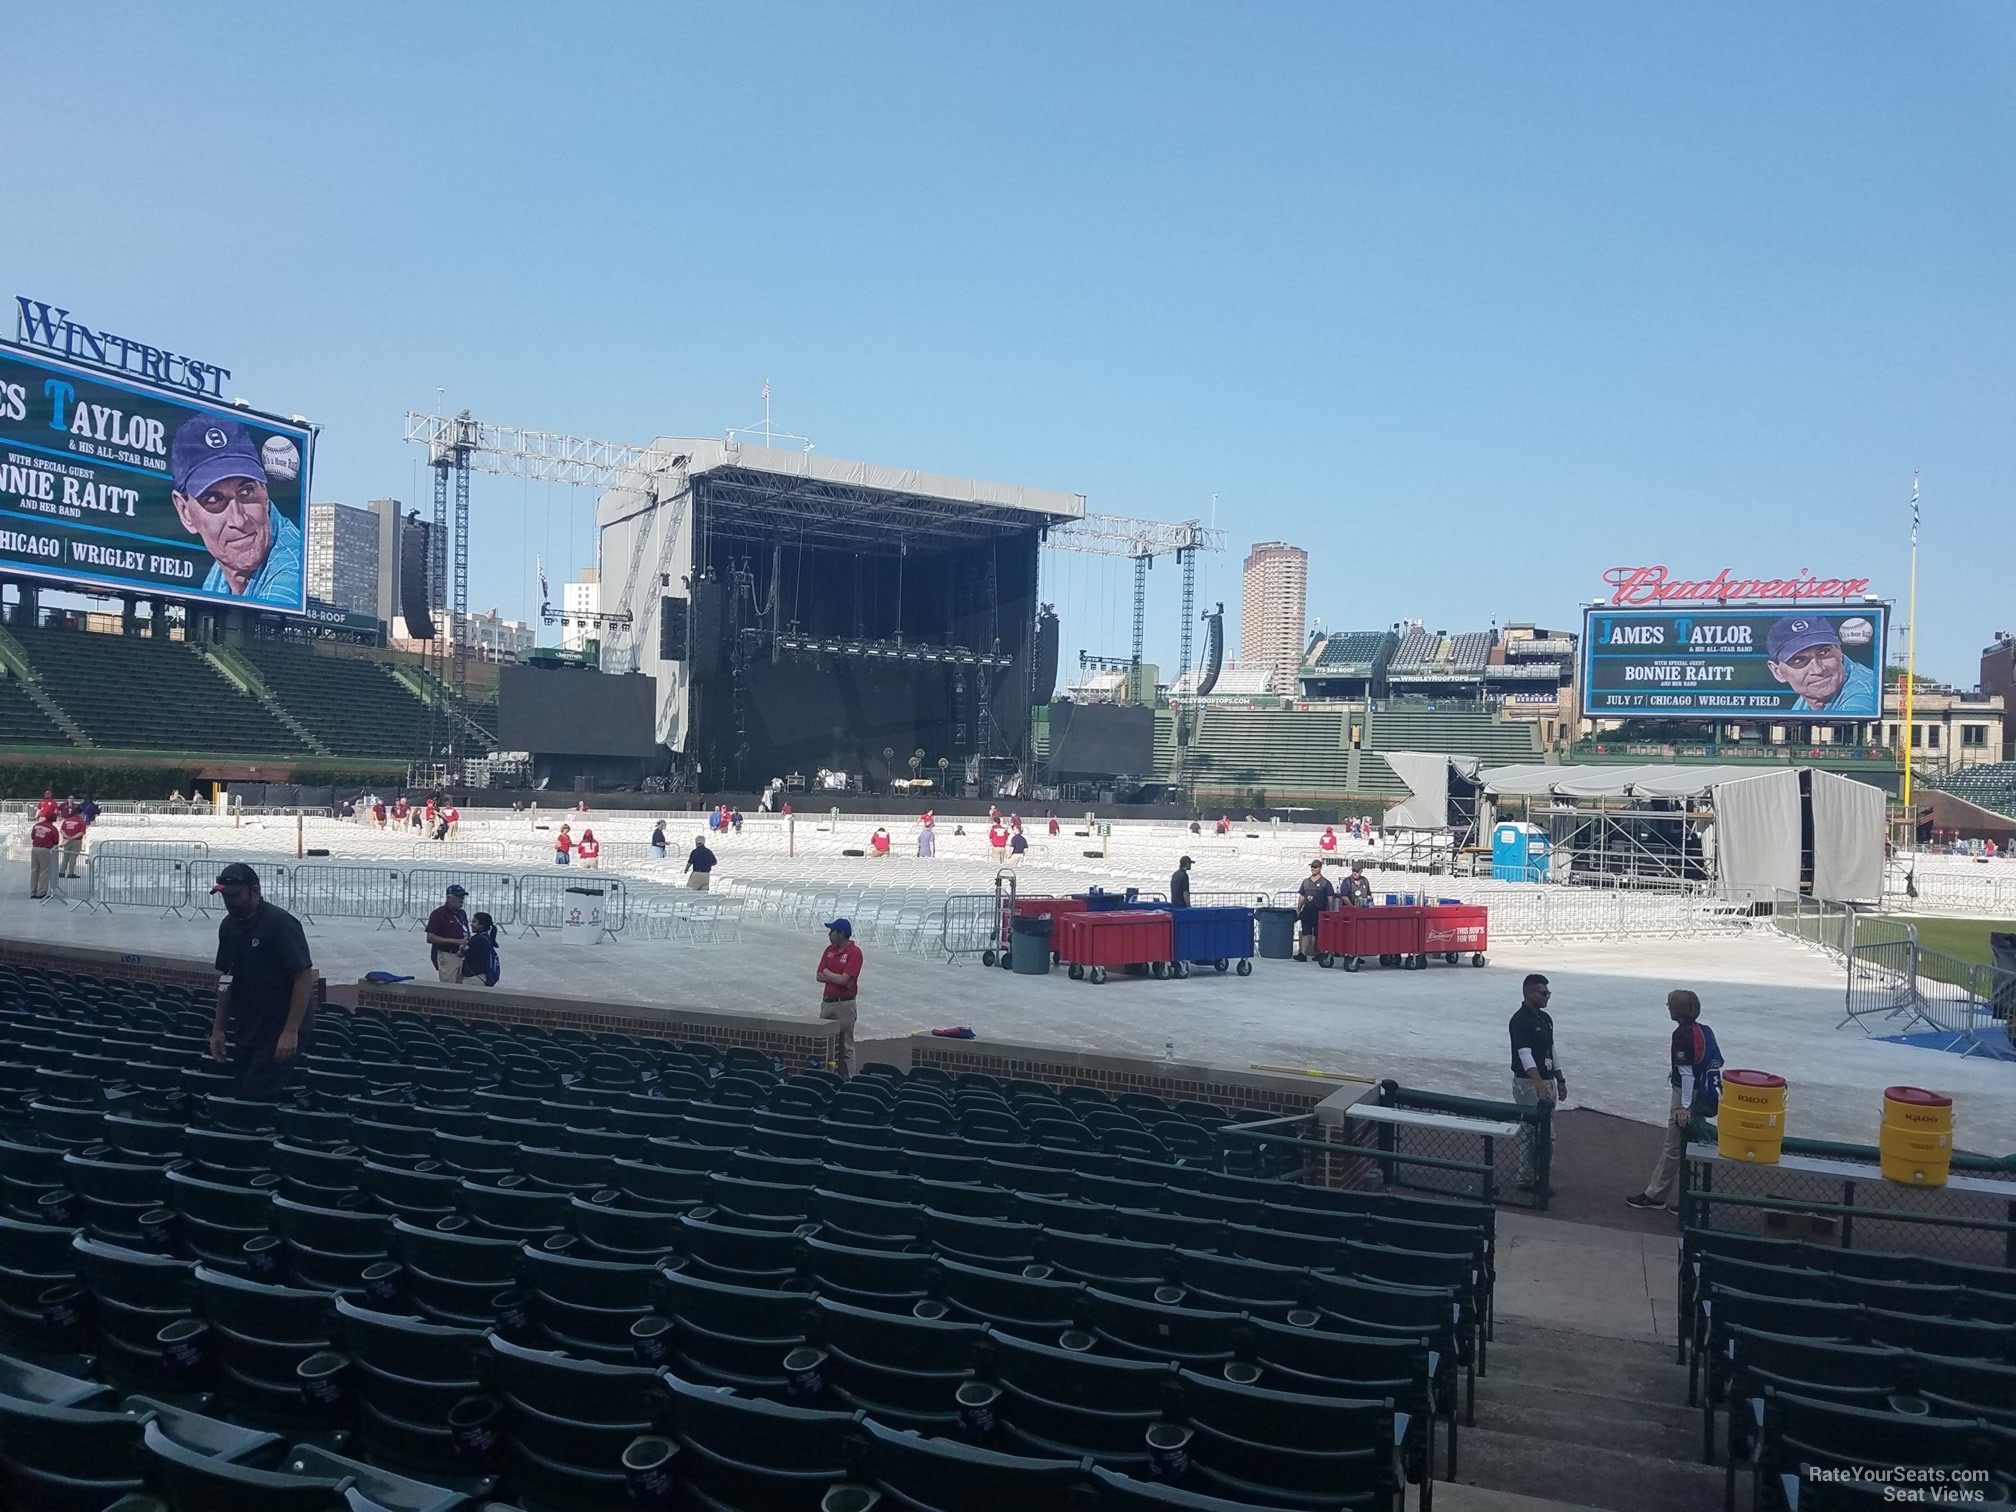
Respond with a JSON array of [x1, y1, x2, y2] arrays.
[[1042, 514, 1224, 707]]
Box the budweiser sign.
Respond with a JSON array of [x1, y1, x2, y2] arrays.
[[1602, 566, 1872, 607]]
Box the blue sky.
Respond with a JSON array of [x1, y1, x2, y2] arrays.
[[9, 3, 2010, 684]]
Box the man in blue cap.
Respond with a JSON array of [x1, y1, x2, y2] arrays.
[[169, 415, 303, 606], [815, 917, 863, 1076], [1764, 615, 1877, 713]]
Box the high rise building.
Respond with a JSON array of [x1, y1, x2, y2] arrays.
[[560, 569, 601, 653], [306, 503, 380, 618], [1240, 542, 1308, 693]]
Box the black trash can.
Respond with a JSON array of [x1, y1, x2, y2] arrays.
[[1011, 916, 1054, 976], [1256, 907, 1298, 960]]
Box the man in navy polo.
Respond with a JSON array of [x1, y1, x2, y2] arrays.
[[169, 416, 303, 606]]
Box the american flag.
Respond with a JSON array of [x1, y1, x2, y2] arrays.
[[538, 561, 549, 603], [1910, 473, 1920, 541], [761, 381, 771, 402]]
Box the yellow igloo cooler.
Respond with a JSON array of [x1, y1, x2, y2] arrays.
[[1716, 1071, 1788, 1164], [1880, 1086, 1953, 1185]]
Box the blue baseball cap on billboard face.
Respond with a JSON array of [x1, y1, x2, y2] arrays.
[[1766, 616, 1841, 663], [171, 415, 266, 500]]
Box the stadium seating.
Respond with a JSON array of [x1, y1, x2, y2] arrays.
[[0, 956, 1509, 1511], [1677, 1223, 2016, 1511], [236, 642, 454, 760], [1310, 631, 1397, 674], [6, 627, 308, 756], [0, 674, 66, 747], [1928, 760, 2016, 819], [1365, 706, 1541, 763]]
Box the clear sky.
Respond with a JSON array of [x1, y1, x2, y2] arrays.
[[9, 3, 2010, 684]]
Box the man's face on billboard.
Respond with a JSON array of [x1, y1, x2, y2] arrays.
[[173, 473, 271, 589], [1767, 640, 1846, 705]]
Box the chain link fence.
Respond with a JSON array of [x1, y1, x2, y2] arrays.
[[1681, 1146, 2016, 1268]]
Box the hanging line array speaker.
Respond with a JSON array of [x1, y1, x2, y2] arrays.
[[1196, 602, 1225, 695], [1032, 607, 1060, 704], [399, 516, 435, 641]]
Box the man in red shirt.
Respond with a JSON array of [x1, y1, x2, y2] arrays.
[[57, 806, 87, 879], [443, 804, 460, 839], [28, 814, 58, 898], [987, 822, 1009, 861], [576, 829, 601, 869], [35, 790, 58, 822], [1047, 814, 1060, 837], [372, 799, 388, 829], [815, 918, 863, 1077], [554, 824, 574, 865]]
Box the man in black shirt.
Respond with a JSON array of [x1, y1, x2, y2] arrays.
[[1294, 860, 1335, 962], [1170, 856, 1193, 908], [209, 863, 316, 1101], [1507, 973, 1566, 1189]]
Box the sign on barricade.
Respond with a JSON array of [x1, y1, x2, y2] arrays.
[[517, 873, 627, 935], [292, 864, 408, 928], [83, 855, 196, 917], [405, 869, 520, 930]]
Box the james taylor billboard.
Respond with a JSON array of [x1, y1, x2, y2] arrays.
[[1580, 604, 1887, 720], [0, 344, 311, 613]]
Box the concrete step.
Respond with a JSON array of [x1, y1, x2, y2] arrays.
[[1434, 1485, 1629, 1512], [1454, 1424, 1723, 1512], [1471, 1377, 1701, 1462], [1484, 1322, 1690, 1408]]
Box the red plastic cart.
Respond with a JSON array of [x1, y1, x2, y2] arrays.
[[1053, 910, 1176, 985], [1420, 904, 1489, 968], [1315, 905, 1426, 972]]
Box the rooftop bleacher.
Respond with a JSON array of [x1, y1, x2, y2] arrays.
[[1389, 629, 1438, 671], [1306, 630, 1397, 673], [1447, 631, 1490, 672], [7, 626, 308, 757]]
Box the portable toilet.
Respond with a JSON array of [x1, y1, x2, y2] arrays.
[[1492, 822, 1550, 882]]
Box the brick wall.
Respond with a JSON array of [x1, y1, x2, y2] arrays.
[[354, 978, 841, 1063], [0, 934, 223, 994]]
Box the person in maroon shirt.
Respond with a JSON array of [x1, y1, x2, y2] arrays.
[[423, 884, 470, 983], [57, 807, 87, 879], [28, 815, 59, 898], [815, 918, 863, 1077]]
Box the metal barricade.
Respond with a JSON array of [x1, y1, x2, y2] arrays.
[[404, 868, 520, 930], [83, 855, 197, 917], [291, 864, 409, 927], [406, 839, 508, 861], [188, 861, 294, 917], [92, 840, 211, 859], [941, 893, 1008, 963], [517, 873, 628, 935]]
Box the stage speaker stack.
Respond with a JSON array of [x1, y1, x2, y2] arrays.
[[1032, 608, 1060, 704], [659, 596, 689, 662], [690, 578, 724, 679], [399, 517, 435, 640]]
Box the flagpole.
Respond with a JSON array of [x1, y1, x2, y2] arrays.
[[1902, 473, 1919, 810]]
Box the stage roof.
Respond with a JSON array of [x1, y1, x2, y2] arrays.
[[609, 435, 1085, 553], [1476, 762, 1773, 799]]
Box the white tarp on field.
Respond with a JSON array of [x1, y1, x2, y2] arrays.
[[1712, 769, 1803, 903], [1810, 769, 1885, 905]]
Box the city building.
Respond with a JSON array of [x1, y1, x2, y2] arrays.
[[1239, 542, 1307, 694], [455, 609, 537, 664], [560, 569, 601, 653], [1980, 631, 2016, 755], [306, 502, 380, 619]]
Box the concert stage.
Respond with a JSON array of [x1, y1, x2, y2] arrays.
[[593, 439, 1081, 796]]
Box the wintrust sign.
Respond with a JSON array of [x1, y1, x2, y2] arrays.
[[1602, 566, 1872, 607]]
